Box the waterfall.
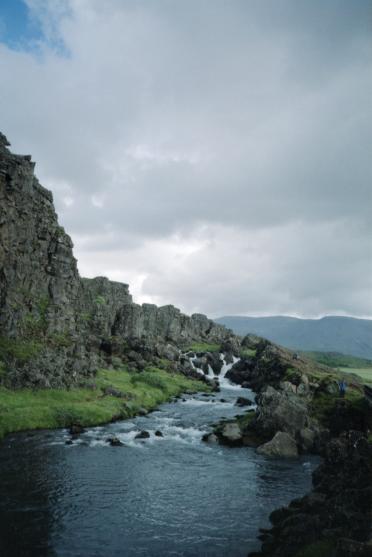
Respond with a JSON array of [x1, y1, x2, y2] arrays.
[[184, 351, 241, 389]]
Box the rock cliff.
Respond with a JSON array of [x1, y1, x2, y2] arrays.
[[0, 133, 230, 387]]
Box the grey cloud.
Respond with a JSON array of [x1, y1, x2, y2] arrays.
[[1, 0, 371, 317]]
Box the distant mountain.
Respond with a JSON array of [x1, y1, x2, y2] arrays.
[[214, 315, 372, 359]]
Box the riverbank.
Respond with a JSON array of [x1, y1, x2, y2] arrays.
[[202, 337, 372, 555], [0, 368, 319, 557], [0, 366, 210, 440]]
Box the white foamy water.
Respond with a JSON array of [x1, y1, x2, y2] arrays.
[[189, 354, 204, 376], [183, 350, 243, 390], [218, 354, 243, 390], [181, 398, 233, 408]]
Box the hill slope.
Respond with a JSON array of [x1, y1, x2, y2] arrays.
[[214, 315, 372, 359]]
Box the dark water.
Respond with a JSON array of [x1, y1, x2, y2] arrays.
[[0, 380, 318, 557]]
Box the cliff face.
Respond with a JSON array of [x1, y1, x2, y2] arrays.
[[0, 133, 230, 387]]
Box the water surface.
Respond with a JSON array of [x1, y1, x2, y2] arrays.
[[0, 364, 318, 557]]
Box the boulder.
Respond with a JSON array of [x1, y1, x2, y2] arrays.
[[135, 430, 150, 439], [235, 396, 254, 407], [280, 381, 297, 394], [206, 351, 223, 374], [257, 432, 298, 458], [202, 432, 219, 444], [103, 386, 127, 398], [69, 424, 85, 435], [155, 343, 180, 361], [219, 422, 243, 446], [255, 386, 309, 439], [106, 436, 124, 446], [205, 377, 220, 391], [220, 336, 241, 355], [226, 359, 255, 385], [298, 427, 316, 452], [154, 430, 163, 437]]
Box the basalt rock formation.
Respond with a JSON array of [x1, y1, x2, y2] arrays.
[[249, 431, 372, 557], [0, 133, 230, 387]]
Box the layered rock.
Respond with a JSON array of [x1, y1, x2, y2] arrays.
[[112, 303, 226, 344], [0, 133, 230, 387], [0, 133, 97, 386]]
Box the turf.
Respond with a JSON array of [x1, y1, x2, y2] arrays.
[[0, 367, 209, 439], [187, 342, 221, 353]]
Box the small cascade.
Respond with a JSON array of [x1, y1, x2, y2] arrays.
[[219, 354, 242, 390], [188, 354, 204, 376], [207, 364, 214, 378], [183, 351, 241, 389]]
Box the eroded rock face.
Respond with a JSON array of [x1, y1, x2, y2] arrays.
[[0, 134, 231, 387]]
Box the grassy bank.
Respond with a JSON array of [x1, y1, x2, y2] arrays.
[[187, 342, 221, 353], [0, 367, 209, 440]]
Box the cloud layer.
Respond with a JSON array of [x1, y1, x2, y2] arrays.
[[1, 0, 371, 317]]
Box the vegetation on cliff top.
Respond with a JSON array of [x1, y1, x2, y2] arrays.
[[0, 367, 209, 440], [187, 342, 221, 353]]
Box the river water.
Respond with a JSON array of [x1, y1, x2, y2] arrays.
[[0, 357, 318, 557]]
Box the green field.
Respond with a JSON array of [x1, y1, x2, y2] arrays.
[[339, 367, 372, 384], [0, 367, 209, 440], [240, 347, 256, 358], [302, 351, 372, 369], [187, 342, 221, 353]]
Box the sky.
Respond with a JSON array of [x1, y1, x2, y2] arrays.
[[0, 0, 371, 319]]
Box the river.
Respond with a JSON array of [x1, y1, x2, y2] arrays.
[[0, 356, 318, 556]]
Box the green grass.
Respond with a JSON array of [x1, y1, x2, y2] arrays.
[[236, 411, 256, 430], [339, 367, 372, 384], [0, 367, 209, 440], [310, 388, 365, 424], [302, 351, 372, 369], [0, 336, 43, 362], [240, 348, 256, 358], [187, 342, 221, 353]]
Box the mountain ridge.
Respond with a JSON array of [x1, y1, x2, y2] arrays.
[[215, 315, 372, 359]]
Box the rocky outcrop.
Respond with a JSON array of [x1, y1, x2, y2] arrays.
[[0, 133, 231, 387], [257, 431, 298, 458], [0, 133, 97, 386], [113, 303, 226, 345], [250, 432, 372, 557], [254, 386, 313, 441], [227, 336, 332, 392]]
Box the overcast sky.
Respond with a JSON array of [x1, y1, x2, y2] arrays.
[[1, 0, 371, 318]]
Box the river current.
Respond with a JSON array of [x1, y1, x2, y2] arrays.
[[0, 356, 318, 556]]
